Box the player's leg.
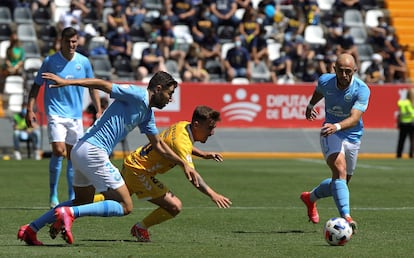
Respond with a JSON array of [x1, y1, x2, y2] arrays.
[[65, 118, 84, 201], [48, 116, 68, 208], [54, 142, 133, 244], [121, 167, 174, 242], [17, 199, 74, 245]]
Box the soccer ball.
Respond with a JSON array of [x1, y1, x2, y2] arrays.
[[323, 217, 353, 246]]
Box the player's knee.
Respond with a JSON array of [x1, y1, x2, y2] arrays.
[[123, 202, 134, 215], [169, 199, 182, 216]]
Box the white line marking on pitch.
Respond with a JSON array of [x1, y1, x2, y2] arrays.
[[297, 158, 393, 170]]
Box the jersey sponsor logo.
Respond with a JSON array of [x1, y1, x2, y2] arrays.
[[221, 88, 262, 122]]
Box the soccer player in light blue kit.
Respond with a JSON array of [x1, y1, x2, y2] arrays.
[[300, 53, 370, 234], [25, 27, 101, 208], [18, 71, 200, 246]]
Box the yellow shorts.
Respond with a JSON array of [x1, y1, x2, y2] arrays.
[[121, 165, 170, 201]]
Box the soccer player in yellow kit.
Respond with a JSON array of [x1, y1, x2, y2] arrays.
[[95, 105, 232, 242]]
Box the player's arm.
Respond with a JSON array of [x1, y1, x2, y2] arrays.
[[306, 90, 324, 121], [192, 146, 223, 162], [89, 89, 102, 119], [146, 134, 200, 187], [321, 109, 364, 137], [42, 72, 113, 93], [192, 173, 232, 208], [25, 83, 41, 128]]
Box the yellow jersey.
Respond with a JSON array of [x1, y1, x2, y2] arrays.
[[124, 121, 195, 176]]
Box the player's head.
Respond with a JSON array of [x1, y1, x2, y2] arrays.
[[148, 71, 178, 109], [334, 53, 357, 89], [191, 106, 221, 143], [60, 27, 78, 57]]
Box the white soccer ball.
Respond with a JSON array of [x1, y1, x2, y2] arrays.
[[323, 217, 353, 246]]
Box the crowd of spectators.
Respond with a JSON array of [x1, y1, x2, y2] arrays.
[[0, 0, 410, 85]]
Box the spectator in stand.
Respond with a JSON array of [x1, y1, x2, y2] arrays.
[[315, 43, 337, 74], [164, 0, 196, 26], [182, 42, 210, 82], [300, 0, 320, 25], [327, 13, 345, 46], [191, 5, 215, 44], [106, 3, 130, 40], [364, 53, 385, 84], [301, 61, 319, 83], [136, 40, 166, 81], [107, 26, 133, 66], [210, 0, 240, 28], [336, 26, 360, 68], [155, 19, 186, 73], [125, 0, 146, 28], [12, 103, 42, 161], [368, 19, 387, 54], [386, 45, 408, 83], [239, 4, 260, 51], [251, 26, 270, 67], [223, 35, 251, 82], [58, 0, 90, 48], [199, 27, 222, 61], [1, 32, 24, 77], [333, 0, 362, 13], [270, 43, 294, 84], [236, 0, 251, 9], [31, 0, 55, 21]]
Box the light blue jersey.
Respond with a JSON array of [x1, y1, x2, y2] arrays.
[[316, 73, 370, 143], [82, 84, 158, 155], [34, 52, 94, 119]]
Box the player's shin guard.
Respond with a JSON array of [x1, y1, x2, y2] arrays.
[[331, 179, 350, 217]]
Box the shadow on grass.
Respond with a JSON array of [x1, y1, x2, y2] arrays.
[[233, 230, 317, 234]]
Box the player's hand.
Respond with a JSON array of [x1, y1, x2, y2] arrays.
[[42, 73, 66, 87], [204, 152, 223, 162], [211, 193, 232, 208], [25, 110, 36, 128], [320, 123, 338, 137], [306, 106, 318, 121]]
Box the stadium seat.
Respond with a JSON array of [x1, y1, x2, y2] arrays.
[[365, 9, 384, 28], [13, 6, 33, 24], [0, 6, 12, 24], [267, 42, 282, 61], [344, 9, 365, 27], [3, 75, 25, 114], [165, 59, 181, 81], [173, 25, 193, 44], [231, 77, 250, 84], [23, 57, 43, 80], [357, 44, 374, 62], [32, 7, 52, 24], [21, 40, 41, 58], [217, 25, 235, 44], [113, 57, 135, 81], [204, 59, 223, 81], [129, 25, 147, 42], [90, 56, 112, 80], [316, 0, 336, 12], [251, 61, 271, 82], [131, 41, 150, 65], [17, 24, 38, 42], [304, 25, 327, 46], [143, 0, 163, 10], [221, 42, 235, 59], [0, 40, 10, 60], [0, 23, 12, 42], [349, 27, 368, 44]]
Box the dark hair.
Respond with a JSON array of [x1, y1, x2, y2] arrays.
[[61, 27, 78, 39], [148, 71, 178, 91], [192, 105, 221, 123]]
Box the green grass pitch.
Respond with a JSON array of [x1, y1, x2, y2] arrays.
[[1, 158, 413, 257]]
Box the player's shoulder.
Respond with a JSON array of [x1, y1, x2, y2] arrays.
[[352, 76, 371, 92]]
